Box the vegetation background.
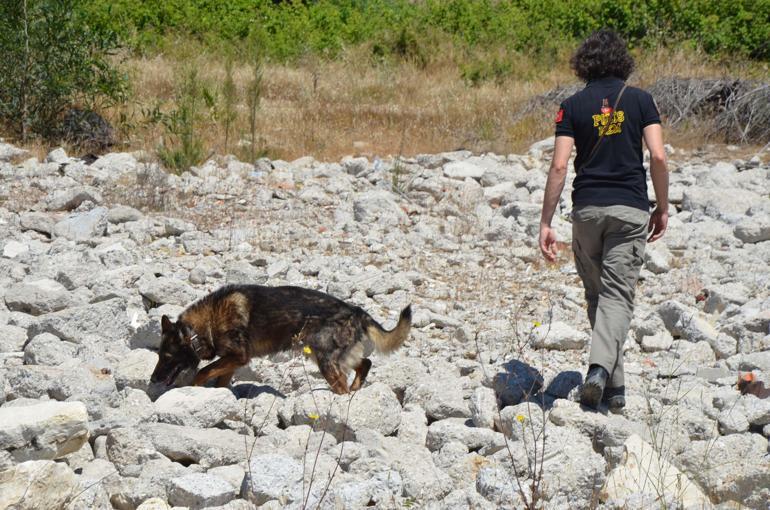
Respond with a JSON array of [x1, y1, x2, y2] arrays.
[[1, 0, 768, 168]]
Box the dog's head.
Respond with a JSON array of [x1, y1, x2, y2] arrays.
[[150, 315, 199, 386]]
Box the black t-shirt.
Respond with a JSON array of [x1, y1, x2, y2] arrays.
[[555, 76, 661, 211]]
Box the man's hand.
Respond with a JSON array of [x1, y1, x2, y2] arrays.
[[539, 224, 558, 262], [648, 207, 668, 242]]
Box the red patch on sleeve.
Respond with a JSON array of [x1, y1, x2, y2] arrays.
[[555, 109, 564, 123]]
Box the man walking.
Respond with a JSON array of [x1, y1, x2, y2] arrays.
[[539, 29, 669, 410]]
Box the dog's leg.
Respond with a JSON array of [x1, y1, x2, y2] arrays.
[[215, 369, 236, 388], [193, 356, 244, 386], [349, 358, 372, 391]]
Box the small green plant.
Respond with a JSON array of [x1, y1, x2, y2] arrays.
[[220, 56, 238, 155], [460, 55, 515, 87], [157, 66, 214, 173], [391, 159, 407, 194], [242, 28, 265, 163]]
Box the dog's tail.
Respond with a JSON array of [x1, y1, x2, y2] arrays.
[[364, 305, 412, 354]]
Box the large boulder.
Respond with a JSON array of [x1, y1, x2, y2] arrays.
[[285, 382, 402, 441], [540, 426, 607, 508], [425, 418, 506, 454], [0, 401, 89, 461], [469, 386, 498, 429], [154, 386, 240, 428], [602, 434, 709, 508], [19, 212, 54, 235], [6, 363, 118, 415], [5, 278, 76, 315], [108, 458, 190, 510], [45, 186, 103, 211], [531, 321, 588, 350], [403, 376, 470, 421], [169, 473, 238, 509], [352, 190, 408, 227], [53, 206, 109, 242], [443, 161, 485, 181], [28, 297, 131, 344], [0, 324, 27, 353], [362, 433, 453, 501], [734, 215, 770, 243], [677, 433, 770, 507], [23, 332, 78, 365], [139, 276, 198, 307], [114, 349, 158, 392], [681, 188, 762, 221], [142, 423, 252, 468], [0, 460, 78, 510], [106, 426, 163, 476], [241, 453, 303, 506], [657, 300, 720, 347]]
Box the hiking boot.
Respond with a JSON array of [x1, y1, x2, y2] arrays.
[[602, 385, 625, 413], [580, 364, 608, 409]]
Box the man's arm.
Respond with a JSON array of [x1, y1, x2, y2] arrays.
[[643, 124, 669, 242], [539, 135, 575, 261]]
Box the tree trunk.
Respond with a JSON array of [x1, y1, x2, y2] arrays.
[[20, 0, 30, 142]]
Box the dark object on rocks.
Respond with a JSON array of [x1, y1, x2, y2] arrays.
[[738, 373, 770, 399], [60, 108, 115, 152], [519, 83, 583, 118], [602, 385, 625, 412], [80, 153, 100, 165], [580, 364, 608, 409], [648, 77, 770, 144]]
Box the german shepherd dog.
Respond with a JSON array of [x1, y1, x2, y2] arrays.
[[149, 284, 411, 394]]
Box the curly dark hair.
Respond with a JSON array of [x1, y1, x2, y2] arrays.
[[570, 29, 635, 82]]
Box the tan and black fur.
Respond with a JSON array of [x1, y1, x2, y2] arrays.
[[150, 284, 411, 394]]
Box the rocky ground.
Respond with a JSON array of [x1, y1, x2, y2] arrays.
[[0, 138, 768, 510]]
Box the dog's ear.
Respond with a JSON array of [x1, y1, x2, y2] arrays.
[[161, 315, 173, 334]]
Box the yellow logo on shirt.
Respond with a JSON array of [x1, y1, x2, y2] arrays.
[[593, 98, 625, 136], [592, 110, 625, 135]]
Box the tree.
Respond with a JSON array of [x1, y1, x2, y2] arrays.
[[0, 0, 126, 143]]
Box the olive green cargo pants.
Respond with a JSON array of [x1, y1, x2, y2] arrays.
[[572, 205, 649, 388]]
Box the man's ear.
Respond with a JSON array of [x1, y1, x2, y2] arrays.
[[161, 315, 173, 334]]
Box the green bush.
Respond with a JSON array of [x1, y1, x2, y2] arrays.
[[157, 66, 214, 173], [0, 0, 126, 142], [77, 0, 770, 63]]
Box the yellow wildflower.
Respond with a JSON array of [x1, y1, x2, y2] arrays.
[[303, 345, 312, 355], [533, 321, 542, 328], [516, 414, 526, 423], [308, 413, 320, 421]]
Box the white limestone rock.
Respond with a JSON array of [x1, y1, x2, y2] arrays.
[[0, 401, 89, 461], [0, 460, 78, 510], [602, 434, 710, 508], [169, 472, 238, 509]]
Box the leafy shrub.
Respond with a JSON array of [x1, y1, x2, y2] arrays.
[[157, 67, 214, 173], [0, 0, 126, 142], [77, 0, 770, 63]]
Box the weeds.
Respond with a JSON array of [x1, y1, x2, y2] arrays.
[[243, 31, 265, 163], [156, 66, 212, 173], [220, 57, 238, 155]]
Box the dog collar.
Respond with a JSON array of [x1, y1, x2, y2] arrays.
[[188, 333, 209, 359]]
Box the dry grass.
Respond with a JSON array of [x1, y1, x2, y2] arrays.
[[76, 45, 770, 162], [115, 50, 567, 161]]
